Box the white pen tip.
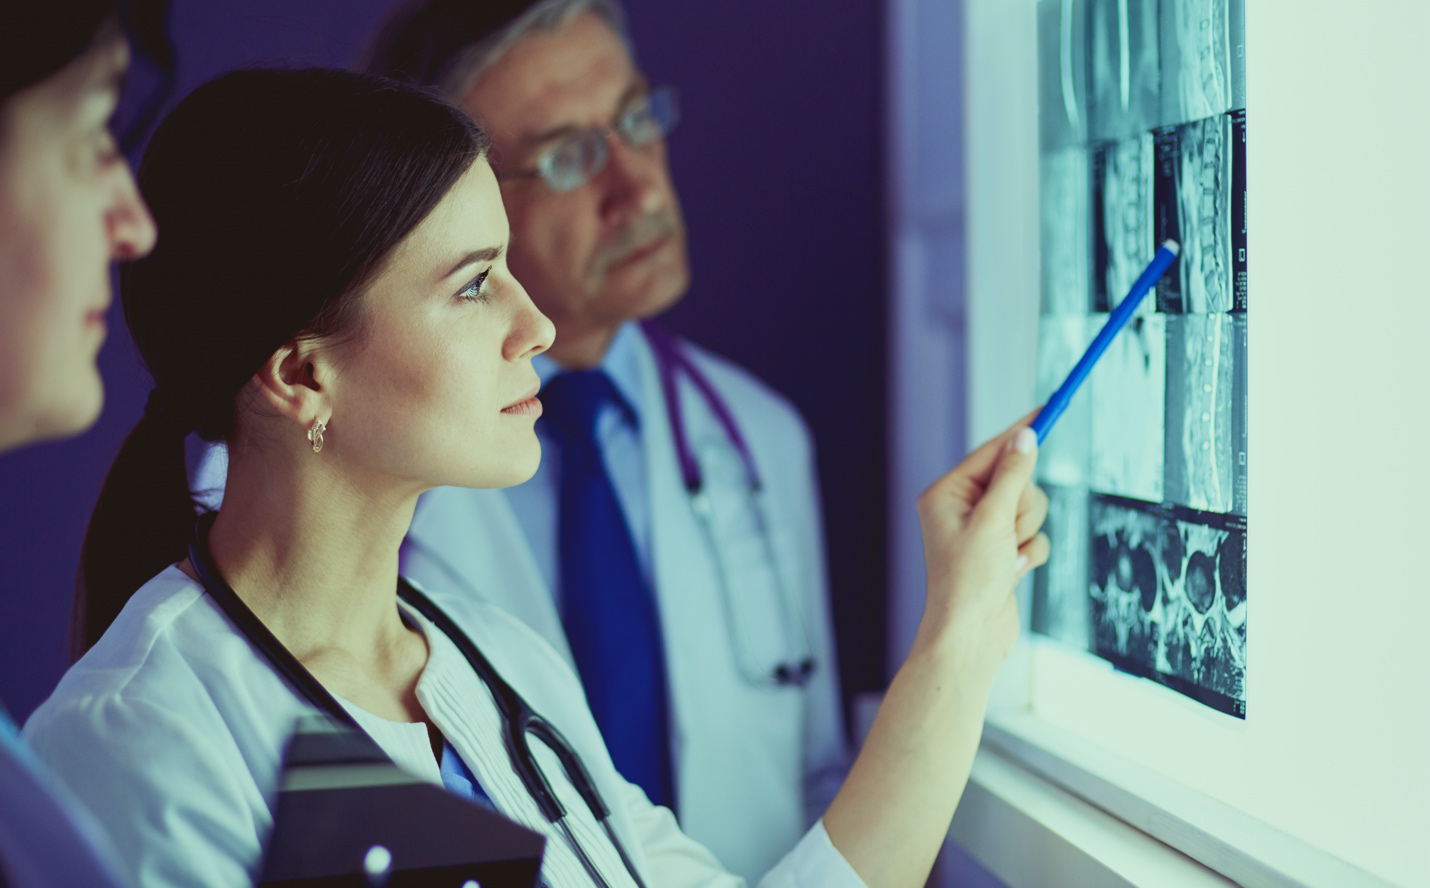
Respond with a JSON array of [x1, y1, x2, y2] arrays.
[[1162, 239, 1180, 255]]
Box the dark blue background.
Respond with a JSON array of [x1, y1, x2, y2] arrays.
[[0, 0, 886, 723]]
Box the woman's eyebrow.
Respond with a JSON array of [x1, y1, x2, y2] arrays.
[[441, 244, 506, 281]]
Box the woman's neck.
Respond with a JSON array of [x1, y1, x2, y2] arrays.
[[205, 441, 421, 665]]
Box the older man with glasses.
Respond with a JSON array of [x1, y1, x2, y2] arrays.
[[364, 0, 849, 879]]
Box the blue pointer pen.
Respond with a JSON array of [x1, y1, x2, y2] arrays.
[[1030, 240, 1180, 445]]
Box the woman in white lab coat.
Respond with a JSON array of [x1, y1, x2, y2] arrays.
[[25, 68, 1050, 888]]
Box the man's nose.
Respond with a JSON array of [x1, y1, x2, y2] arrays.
[[598, 133, 665, 220]]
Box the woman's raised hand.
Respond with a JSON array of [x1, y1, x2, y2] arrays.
[[822, 415, 1053, 887], [913, 416, 1050, 688]]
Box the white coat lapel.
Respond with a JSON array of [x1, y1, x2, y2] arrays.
[[406, 486, 573, 665], [632, 330, 731, 692]]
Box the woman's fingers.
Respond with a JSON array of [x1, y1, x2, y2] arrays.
[[1015, 484, 1050, 546], [1015, 533, 1052, 580], [972, 428, 1039, 529]]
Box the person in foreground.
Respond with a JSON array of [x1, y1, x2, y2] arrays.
[[26, 68, 1050, 888], [0, 2, 161, 885], [361, 4, 849, 876]]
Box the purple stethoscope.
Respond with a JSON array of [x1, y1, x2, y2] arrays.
[[640, 321, 816, 687]]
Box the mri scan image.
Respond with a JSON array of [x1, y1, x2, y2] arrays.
[[1032, 485, 1093, 649], [1158, 0, 1232, 127], [1093, 135, 1155, 314], [1090, 495, 1246, 716], [1088, 0, 1160, 142], [1041, 149, 1092, 315], [1036, 316, 1094, 486], [1090, 313, 1165, 502], [1175, 114, 1233, 313], [1038, 0, 1088, 150], [1164, 315, 1245, 513]]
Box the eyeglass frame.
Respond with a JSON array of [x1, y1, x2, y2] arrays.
[[493, 85, 680, 194]]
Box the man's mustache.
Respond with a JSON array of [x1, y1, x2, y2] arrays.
[[591, 212, 680, 273]]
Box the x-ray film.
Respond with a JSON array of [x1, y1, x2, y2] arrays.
[[1093, 135, 1155, 314], [1090, 495, 1246, 717], [1164, 315, 1245, 514], [1233, 314, 1246, 514], [1231, 109, 1247, 311], [1176, 115, 1233, 313], [1041, 149, 1092, 315], [1158, 0, 1232, 127], [1090, 313, 1165, 502], [1032, 484, 1092, 649], [1036, 316, 1094, 485], [1038, 0, 1088, 150], [1088, 0, 1160, 142], [1229, 0, 1246, 111], [1032, 0, 1246, 719]]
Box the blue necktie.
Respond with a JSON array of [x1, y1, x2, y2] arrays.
[[540, 370, 674, 810]]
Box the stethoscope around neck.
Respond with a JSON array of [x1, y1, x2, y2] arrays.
[[641, 320, 816, 687], [187, 514, 648, 888]]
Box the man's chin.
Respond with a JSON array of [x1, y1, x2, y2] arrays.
[[606, 261, 689, 322]]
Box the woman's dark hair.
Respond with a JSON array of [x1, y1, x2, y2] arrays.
[[75, 67, 486, 653]]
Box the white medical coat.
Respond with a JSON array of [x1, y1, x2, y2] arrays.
[[0, 712, 130, 887], [402, 324, 850, 880], [23, 567, 864, 888]]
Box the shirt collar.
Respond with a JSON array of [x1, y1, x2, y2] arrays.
[[533, 321, 644, 427]]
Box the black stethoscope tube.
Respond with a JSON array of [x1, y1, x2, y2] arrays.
[[187, 514, 648, 888]]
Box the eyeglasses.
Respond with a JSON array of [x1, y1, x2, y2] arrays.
[[497, 86, 679, 194]]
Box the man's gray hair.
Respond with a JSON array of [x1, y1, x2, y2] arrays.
[[362, 0, 631, 102]]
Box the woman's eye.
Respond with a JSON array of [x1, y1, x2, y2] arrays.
[[457, 270, 491, 304], [95, 125, 122, 166]]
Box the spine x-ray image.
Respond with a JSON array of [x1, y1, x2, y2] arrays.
[[1156, 115, 1234, 313], [1032, 0, 1246, 718], [1093, 135, 1155, 314], [1164, 315, 1246, 514], [1158, 0, 1235, 127]]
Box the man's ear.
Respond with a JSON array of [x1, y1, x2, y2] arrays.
[[253, 338, 332, 428]]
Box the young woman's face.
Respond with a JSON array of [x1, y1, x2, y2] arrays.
[[325, 157, 556, 491], [0, 35, 157, 453]]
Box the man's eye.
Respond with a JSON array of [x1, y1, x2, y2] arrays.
[[457, 270, 492, 303]]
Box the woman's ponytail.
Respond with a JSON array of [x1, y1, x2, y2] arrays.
[[73, 393, 198, 656]]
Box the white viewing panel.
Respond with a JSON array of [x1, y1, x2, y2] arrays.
[[928, 0, 1430, 885]]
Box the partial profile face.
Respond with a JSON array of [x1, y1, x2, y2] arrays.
[[325, 158, 555, 491], [461, 10, 688, 367], [0, 34, 157, 453]]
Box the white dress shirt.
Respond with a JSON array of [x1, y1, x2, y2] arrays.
[[24, 566, 864, 888]]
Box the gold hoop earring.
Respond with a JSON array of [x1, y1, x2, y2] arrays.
[[307, 418, 326, 454]]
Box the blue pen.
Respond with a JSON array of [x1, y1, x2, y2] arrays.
[[1030, 240, 1181, 444]]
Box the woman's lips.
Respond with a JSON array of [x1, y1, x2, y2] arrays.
[[502, 383, 542, 416], [501, 396, 542, 417]]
